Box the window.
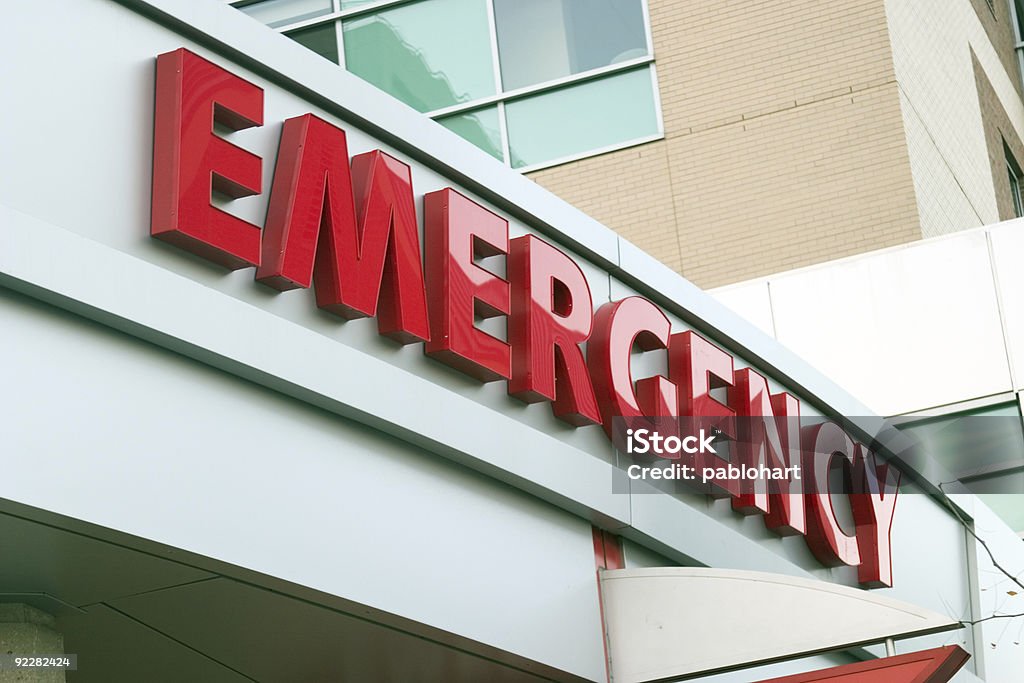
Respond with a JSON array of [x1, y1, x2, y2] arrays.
[[492, 0, 649, 90], [342, 0, 496, 113], [504, 67, 658, 169], [240, 0, 333, 28], [233, 0, 661, 171], [1011, 0, 1024, 84], [1009, 162, 1023, 218], [285, 22, 339, 63], [1007, 143, 1024, 218], [897, 400, 1024, 532]]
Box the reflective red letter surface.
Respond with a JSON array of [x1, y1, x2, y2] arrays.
[[803, 422, 861, 568], [152, 48, 264, 269], [730, 368, 806, 536], [669, 331, 738, 496], [589, 297, 678, 437], [670, 331, 736, 437], [256, 114, 429, 344], [508, 235, 601, 426], [423, 188, 510, 381], [852, 446, 900, 587]]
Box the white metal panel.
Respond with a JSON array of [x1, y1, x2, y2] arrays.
[[885, 490, 980, 675], [0, 204, 629, 530], [970, 500, 1024, 682], [986, 220, 1024, 391], [769, 232, 1012, 416], [0, 285, 606, 681], [710, 279, 776, 338], [600, 567, 961, 683]]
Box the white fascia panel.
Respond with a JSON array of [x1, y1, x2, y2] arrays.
[[600, 567, 961, 683]]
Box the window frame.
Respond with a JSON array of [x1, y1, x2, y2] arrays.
[[230, 0, 663, 172], [1009, 160, 1023, 218], [1008, 0, 1024, 86], [1004, 141, 1024, 218], [892, 394, 1024, 481]]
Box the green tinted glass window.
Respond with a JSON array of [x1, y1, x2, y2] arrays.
[[234, 0, 662, 169], [900, 403, 1024, 533], [493, 0, 649, 90], [240, 0, 333, 29], [505, 67, 657, 168], [437, 107, 503, 161], [977, 489, 1024, 533], [900, 402, 1024, 478], [343, 0, 496, 113], [285, 22, 339, 63]]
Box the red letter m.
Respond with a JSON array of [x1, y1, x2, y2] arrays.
[[257, 114, 430, 344]]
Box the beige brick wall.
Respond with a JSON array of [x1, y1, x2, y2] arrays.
[[969, 0, 1022, 100], [974, 50, 1024, 221], [527, 140, 683, 273], [529, 0, 922, 288], [884, 0, 1024, 237], [670, 83, 920, 286]]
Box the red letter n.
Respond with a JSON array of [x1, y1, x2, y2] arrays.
[[730, 368, 806, 536]]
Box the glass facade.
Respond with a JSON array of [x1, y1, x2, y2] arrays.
[[240, 0, 333, 28], [1011, 0, 1024, 91], [437, 106, 504, 161], [1007, 143, 1024, 218], [342, 0, 496, 113], [285, 22, 339, 64], [233, 0, 661, 170], [899, 402, 1024, 532], [492, 0, 648, 90], [505, 67, 658, 168]]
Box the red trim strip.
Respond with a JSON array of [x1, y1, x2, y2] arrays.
[[753, 645, 970, 683]]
